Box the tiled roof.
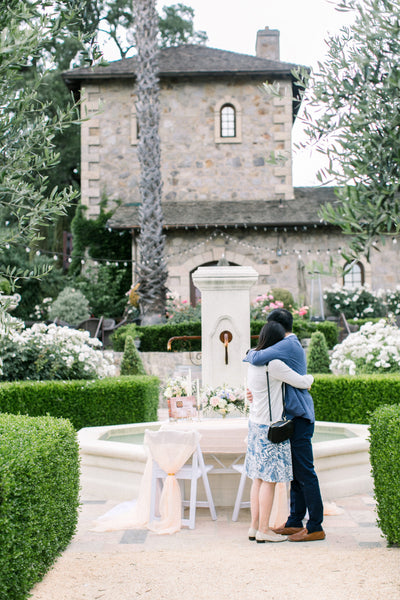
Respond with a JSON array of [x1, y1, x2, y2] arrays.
[[62, 44, 303, 83], [107, 187, 338, 230]]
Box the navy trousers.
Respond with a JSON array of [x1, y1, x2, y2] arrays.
[[285, 417, 324, 533]]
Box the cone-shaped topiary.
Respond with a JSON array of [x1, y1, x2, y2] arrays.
[[307, 331, 331, 374], [120, 335, 146, 376]]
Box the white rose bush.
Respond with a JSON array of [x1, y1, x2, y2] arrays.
[[323, 283, 386, 320], [0, 317, 115, 381], [330, 320, 400, 375]]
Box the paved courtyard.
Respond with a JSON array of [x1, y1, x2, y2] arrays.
[[30, 491, 400, 600]]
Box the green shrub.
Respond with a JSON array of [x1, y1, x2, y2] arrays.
[[0, 247, 65, 322], [166, 293, 202, 322], [324, 284, 386, 319], [120, 336, 146, 375], [270, 287, 295, 308], [0, 413, 80, 599], [250, 319, 338, 349], [48, 286, 90, 326], [112, 319, 338, 354], [311, 374, 400, 424], [0, 277, 11, 294], [74, 263, 131, 319], [0, 376, 159, 429], [369, 404, 400, 546], [111, 322, 142, 351], [0, 321, 115, 381], [347, 317, 381, 328], [307, 331, 331, 374], [113, 321, 202, 352]]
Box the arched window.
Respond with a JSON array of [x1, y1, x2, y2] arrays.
[[214, 98, 242, 143], [220, 104, 236, 138], [343, 261, 364, 289]]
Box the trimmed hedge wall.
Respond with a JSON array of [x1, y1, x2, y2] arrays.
[[369, 404, 400, 546], [312, 374, 400, 424], [112, 319, 338, 352], [0, 413, 80, 599], [0, 376, 159, 430], [113, 321, 202, 352]]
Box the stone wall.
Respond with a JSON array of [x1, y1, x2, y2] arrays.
[[80, 77, 293, 217], [162, 227, 400, 307]]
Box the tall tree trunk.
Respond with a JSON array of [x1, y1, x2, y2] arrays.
[[134, 0, 168, 324]]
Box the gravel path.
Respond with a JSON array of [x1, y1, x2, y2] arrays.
[[30, 496, 400, 600]]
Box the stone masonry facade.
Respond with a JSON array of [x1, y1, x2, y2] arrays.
[[66, 28, 400, 311]]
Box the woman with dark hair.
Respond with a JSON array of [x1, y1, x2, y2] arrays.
[[244, 321, 314, 543]]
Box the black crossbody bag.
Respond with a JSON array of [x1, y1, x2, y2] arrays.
[[266, 370, 294, 444]]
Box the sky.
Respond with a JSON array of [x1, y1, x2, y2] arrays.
[[102, 0, 356, 186], [172, 0, 356, 185]]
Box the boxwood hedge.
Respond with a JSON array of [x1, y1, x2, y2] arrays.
[[0, 413, 80, 600], [112, 319, 338, 352], [312, 374, 400, 424], [0, 375, 159, 430], [369, 404, 400, 546]]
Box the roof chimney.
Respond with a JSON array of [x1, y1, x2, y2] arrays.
[[256, 27, 280, 60]]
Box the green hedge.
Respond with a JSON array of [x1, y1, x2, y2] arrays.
[[0, 376, 159, 430], [112, 319, 338, 352], [0, 413, 80, 599], [312, 374, 400, 424], [251, 319, 338, 349], [369, 404, 400, 546], [113, 321, 202, 352]]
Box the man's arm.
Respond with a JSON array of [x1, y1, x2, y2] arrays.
[[244, 337, 289, 366]]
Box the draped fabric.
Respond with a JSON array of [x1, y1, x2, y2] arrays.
[[92, 429, 200, 535], [145, 429, 200, 534]]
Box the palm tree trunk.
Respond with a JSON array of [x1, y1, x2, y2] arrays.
[[134, 0, 168, 324]]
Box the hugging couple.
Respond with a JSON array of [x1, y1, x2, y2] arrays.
[[243, 308, 325, 543]]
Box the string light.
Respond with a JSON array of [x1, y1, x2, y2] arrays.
[[17, 226, 355, 267]]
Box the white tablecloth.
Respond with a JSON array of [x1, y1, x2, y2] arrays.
[[160, 417, 248, 454]]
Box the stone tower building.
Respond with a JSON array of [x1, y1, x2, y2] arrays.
[[63, 27, 400, 312]]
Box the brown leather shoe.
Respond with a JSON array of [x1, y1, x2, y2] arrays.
[[272, 525, 304, 535], [288, 528, 326, 542]]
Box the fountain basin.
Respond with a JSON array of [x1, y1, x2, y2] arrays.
[[78, 420, 372, 505]]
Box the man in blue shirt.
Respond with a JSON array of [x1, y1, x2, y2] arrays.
[[244, 308, 325, 541]]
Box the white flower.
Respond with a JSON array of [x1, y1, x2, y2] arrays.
[[330, 320, 400, 375]]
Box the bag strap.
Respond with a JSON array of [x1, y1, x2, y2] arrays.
[[266, 370, 273, 421], [266, 370, 287, 422]]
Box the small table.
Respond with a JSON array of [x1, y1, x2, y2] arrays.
[[160, 417, 248, 472]]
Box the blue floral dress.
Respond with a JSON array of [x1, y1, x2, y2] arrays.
[[245, 420, 293, 482]]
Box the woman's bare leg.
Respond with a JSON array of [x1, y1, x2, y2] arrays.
[[250, 478, 261, 529], [258, 481, 277, 533]]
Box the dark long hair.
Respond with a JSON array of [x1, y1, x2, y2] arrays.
[[255, 321, 286, 351]]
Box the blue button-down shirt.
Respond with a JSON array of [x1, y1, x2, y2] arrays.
[[243, 334, 315, 422]]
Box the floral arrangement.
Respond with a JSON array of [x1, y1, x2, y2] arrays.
[[330, 319, 400, 375], [201, 384, 247, 417], [323, 283, 386, 320], [0, 319, 115, 381], [163, 375, 197, 398]]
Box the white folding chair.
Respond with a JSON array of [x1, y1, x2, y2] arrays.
[[148, 431, 217, 530], [231, 463, 250, 521]]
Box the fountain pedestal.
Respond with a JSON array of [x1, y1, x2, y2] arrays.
[[192, 266, 258, 389]]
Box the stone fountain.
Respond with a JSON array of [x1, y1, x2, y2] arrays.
[[191, 265, 258, 388]]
